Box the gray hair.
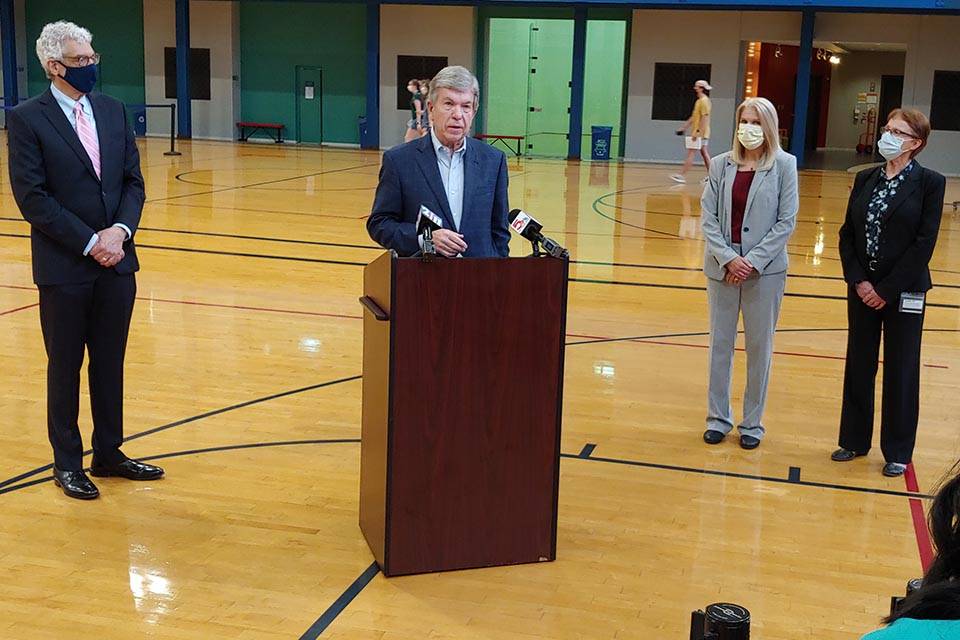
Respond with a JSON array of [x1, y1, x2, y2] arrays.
[[36, 21, 92, 79], [428, 66, 479, 106]]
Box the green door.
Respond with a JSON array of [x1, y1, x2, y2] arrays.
[[296, 66, 323, 144], [525, 20, 573, 157]]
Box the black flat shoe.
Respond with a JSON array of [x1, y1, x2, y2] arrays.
[[53, 467, 99, 500], [831, 448, 868, 462], [883, 462, 907, 477], [703, 429, 725, 445], [739, 435, 760, 450], [90, 458, 164, 481]]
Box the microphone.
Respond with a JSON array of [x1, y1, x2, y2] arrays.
[[416, 205, 443, 256], [508, 209, 568, 258]]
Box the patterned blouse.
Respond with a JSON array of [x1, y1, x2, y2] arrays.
[[865, 160, 914, 259]]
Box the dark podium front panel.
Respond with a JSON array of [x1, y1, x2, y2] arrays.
[[359, 254, 568, 576]]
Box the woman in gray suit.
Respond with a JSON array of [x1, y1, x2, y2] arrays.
[[700, 97, 799, 449]]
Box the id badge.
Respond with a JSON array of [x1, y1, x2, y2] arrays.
[[899, 292, 925, 314]]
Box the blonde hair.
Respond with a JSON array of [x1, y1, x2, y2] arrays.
[[731, 97, 781, 171]]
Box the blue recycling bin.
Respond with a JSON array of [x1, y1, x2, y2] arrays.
[[131, 106, 147, 137], [591, 125, 613, 161]]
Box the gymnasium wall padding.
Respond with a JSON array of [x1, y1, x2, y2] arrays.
[[238, 1, 366, 145], [24, 0, 146, 108]]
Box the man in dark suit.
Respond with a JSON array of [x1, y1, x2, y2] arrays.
[[368, 65, 510, 258], [8, 21, 163, 500]]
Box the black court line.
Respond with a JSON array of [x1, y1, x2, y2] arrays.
[[144, 162, 378, 204], [568, 277, 960, 309], [560, 451, 935, 500], [0, 375, 362, 491], [0, 438, 361, 496], [566, 326, 960, 347], [135, 243, 369, 267], [136, 226, 381, 251], [298, 561, 380, 640]]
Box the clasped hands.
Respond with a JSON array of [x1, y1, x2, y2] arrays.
[[856, 280, 886, 310], [723, 256, 755, 285], [90, 226, 126, 268]]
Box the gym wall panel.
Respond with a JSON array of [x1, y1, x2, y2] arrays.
[[143, 0, 239, 140], [624, 10, 742, 163], [379, 5, 475, 150], [24, 0, 145, 108], [238, 1, 366, 145]]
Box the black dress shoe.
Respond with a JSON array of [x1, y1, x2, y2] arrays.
[[703, 429, 725, 445], [739, 435, 761, 450], [53, 467, 99, 500], [883, 462, 908, 477], [90, 458, 164, 481], [831, 448, 868, 462]]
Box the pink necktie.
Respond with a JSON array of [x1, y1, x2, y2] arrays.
[[74, 101, 101, 180]]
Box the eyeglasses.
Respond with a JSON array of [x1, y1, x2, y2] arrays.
[[881, 126, 918, 139], [57, 53, 100, 67]]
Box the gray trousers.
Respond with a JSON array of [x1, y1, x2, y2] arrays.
[[705, 270, 787, 439]]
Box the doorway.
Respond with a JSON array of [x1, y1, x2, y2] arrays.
[[295, 66, 323, 144], [875, 74, 904, 150]]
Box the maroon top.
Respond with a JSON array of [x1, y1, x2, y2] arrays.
[[731, 170, 756, 244]]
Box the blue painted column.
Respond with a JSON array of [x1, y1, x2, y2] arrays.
[[175, 0, 192, 138], [0, 0, 19, 107], [790, 9, 815, 167], [362, 0, 380, 149], [567, 6, 587, 160]]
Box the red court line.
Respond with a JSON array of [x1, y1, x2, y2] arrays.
[[0, 302, 38, 317], [904, 464, 935, 572], [147, 297, 362, 320], [566, 332, 948, 370]]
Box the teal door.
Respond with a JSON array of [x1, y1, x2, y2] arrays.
[[296, 66, 323, 144], [525, 20, 573, 157]]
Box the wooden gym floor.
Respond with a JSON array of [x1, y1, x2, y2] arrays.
[[0, 136, 958, 639]]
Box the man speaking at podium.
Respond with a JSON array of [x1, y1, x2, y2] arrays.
[[368, 66, 510, 258]]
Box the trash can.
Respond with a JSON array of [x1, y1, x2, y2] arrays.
[[131, 106, 147, 137], [591, 125, 613, 160]]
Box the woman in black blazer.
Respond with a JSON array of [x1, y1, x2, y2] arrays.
[[833, 108, 946, 477]]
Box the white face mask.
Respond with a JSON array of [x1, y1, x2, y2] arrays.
[[877, 130, 909, 161], [737, 123, 764, 150]]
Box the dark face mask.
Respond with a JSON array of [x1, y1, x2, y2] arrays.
[[60, 63, 98, 95]]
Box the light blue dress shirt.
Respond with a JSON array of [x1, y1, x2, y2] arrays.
[[50, 83, 131, 256], [430, 130, 466, 231]]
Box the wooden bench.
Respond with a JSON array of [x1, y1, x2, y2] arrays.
[[475, 133, 524, 157], [237, 121, 284, 143]]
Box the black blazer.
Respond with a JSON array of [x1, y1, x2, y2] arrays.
[[7, 89, 145, 285], [838, 161, 946, 303]]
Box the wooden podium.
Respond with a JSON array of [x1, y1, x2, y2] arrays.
[[358, 252, 568, 576]]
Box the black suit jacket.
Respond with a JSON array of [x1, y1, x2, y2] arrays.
[[7, 89, 145, 285], [838, 161, 946, 303]]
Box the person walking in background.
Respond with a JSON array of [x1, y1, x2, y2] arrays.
[[832, 109, 946, 478], [700, 97, 799, 450], [404, 78, 425, 143], [7, 21, 164, 500], [671, 79, 713, 184], [418, 79, 431, 137]]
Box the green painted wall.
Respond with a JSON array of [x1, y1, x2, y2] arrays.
[[24, 0, 145, 107], [583, 21, 628, 156], [239, 1, 366, 144]]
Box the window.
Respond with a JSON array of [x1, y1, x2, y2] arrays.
[[930, 70, 960, 131], [651, 63, 711, 121], [396, 55, 448, 110], [164, 47, 211, 101]]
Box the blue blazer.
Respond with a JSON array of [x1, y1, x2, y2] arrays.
[[7, 89, 144, 285], [367, 135, 510, 258]]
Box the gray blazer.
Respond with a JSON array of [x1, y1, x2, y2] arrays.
[[700, 149, 799, 281]]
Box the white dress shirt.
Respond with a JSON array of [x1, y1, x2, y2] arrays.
[[50, 83, 131, 256]]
